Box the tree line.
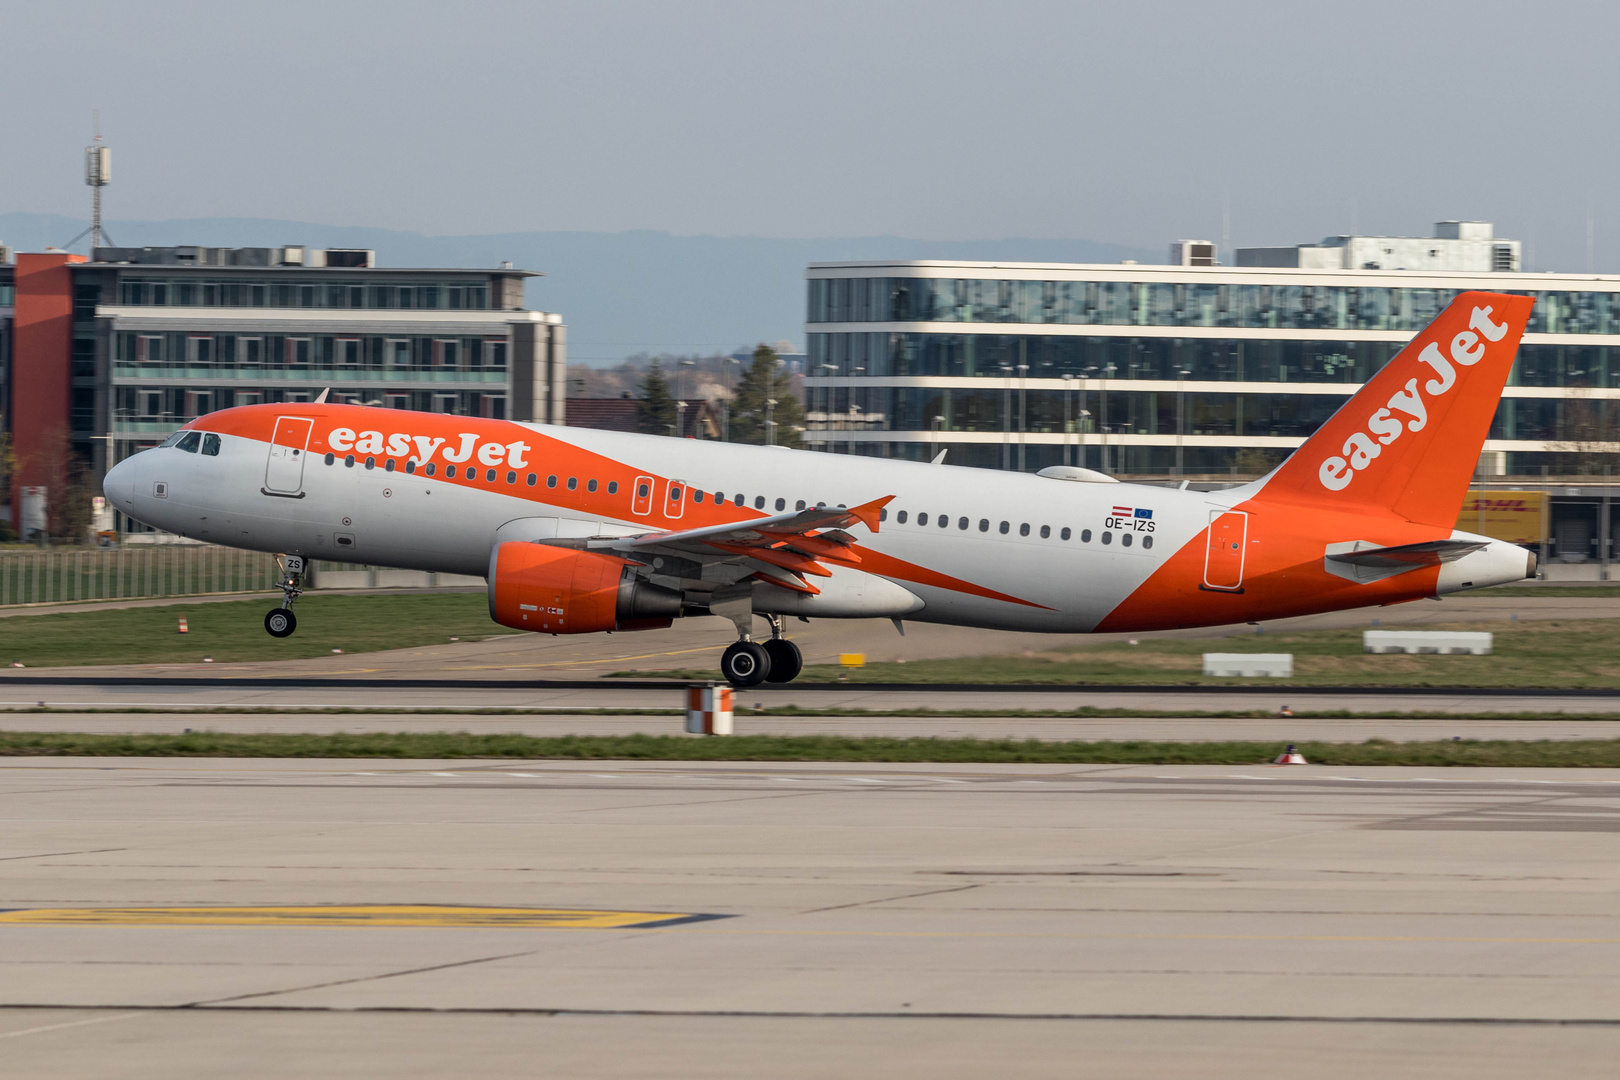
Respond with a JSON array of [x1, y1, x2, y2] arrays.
[[636, 344, 804, 448]]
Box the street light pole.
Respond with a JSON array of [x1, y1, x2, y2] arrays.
[[1015, 362, 1029, 471], [999, 364, 1013, 470], [817, 362, 838, 453], [1082, 365, 1098, 471], [1175, 367, 1191, 478], [1060, 373, 1073, 466], [765, 397, 776, 447], [846, 366, 866, 455], [1101, 363, 1116, 473]]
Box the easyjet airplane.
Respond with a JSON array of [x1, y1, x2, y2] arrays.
[[103, 291, 1536, 686]]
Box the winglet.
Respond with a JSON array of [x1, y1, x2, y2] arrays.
[[848, 495, 895, 533]]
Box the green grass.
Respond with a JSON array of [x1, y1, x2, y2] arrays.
[[3, 730, 1619, 766], [621, 616, 1620, 689], [0, 593, 516, 667]]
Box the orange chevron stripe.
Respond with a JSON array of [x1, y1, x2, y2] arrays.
[[854, 548, 1051, 610]]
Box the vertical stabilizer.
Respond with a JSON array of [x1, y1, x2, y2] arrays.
[[1254, 291, 1533, 527]]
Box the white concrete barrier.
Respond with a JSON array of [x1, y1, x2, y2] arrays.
[[1203, 653, 1293, 678], [1363, 631, 1492, 655]]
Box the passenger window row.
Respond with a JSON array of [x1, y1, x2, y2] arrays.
[[882, 509, 1152, 549], [314, 458, 1155, 548], [320, 452, 627, 493]]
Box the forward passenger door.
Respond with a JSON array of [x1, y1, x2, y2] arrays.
[[264, 416, 313, 497]]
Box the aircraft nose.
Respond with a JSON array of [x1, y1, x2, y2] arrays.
[[102, 456, 138, 510]]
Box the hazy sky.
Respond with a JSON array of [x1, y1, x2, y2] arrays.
[[3, 0, 1617, 270]]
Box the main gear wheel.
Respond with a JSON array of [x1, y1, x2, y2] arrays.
[[720, 641, 772, 687]]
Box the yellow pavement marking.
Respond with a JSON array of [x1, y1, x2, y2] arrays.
[[0, 905, 715, 929], [450, 644, 718, 671]]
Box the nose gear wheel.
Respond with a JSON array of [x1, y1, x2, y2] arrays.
[[264, 554, 305, 638]]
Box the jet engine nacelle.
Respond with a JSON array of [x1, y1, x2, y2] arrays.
[[488, 542, 682, 634]]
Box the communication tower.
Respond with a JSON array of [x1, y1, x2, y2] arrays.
[[64, 112, 116, 253]]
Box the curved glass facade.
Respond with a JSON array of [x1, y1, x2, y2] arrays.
[[804, 265, 1620, 476], [811, 332, 1620, 389], [810, 277, 1620, 336]]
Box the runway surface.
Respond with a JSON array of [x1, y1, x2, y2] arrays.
[[5, 679, 1620, 720], [2, 758, 1619, 1077], [4, 709, 1620, 743]]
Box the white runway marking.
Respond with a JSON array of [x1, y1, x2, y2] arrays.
[[0, 1012, 142, 1042]]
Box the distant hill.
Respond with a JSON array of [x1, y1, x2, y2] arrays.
[[0, 212, 1156, 365]]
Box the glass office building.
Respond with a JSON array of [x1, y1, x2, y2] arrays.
[[804, 254, 1620, 477], [0, 245, 566, 514]]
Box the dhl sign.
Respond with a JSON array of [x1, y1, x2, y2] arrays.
[[1455, 490, 1546, 545]]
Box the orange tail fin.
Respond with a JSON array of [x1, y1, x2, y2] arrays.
[[1253, 291, 1533, 527]]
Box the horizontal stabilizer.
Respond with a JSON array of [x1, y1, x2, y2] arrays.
[[1324, 538, 1488, 584]]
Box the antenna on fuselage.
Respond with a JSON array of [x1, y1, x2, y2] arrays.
[[314, 388, 331, 404]]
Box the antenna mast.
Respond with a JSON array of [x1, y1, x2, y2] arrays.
[[85, 112, 111, 251]]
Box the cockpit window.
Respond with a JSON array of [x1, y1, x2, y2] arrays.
[[159, 431, 186, 448], [201, 433, 222, 457], [175, 431, 202, 453]]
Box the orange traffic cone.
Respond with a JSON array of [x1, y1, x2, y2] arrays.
[[1274, 743, 1307, 765], [177, 618, 189, 634]]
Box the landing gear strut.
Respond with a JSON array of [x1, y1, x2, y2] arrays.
[[265, 554, 305, 639]]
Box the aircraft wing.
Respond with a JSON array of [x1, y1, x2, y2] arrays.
[[574, 495, 894, 594]]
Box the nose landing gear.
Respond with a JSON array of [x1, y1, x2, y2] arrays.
[[265, 554, 305, 638]]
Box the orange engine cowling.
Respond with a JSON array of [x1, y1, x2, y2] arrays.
[[488, 542, 681, 634]]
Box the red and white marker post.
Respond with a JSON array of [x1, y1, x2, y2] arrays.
[[685, 683, 734, 736]]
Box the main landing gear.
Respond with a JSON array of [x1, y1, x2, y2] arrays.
[[265, 554, 305, 639], [719, 615, 803, 688]]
